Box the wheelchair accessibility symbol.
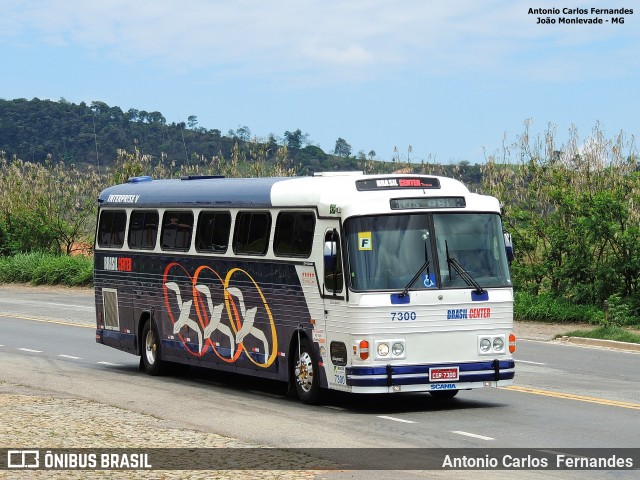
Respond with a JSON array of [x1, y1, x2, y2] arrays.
[[422, 273, 437, 288]]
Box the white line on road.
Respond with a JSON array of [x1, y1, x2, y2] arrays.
[[324, 406, 347, 411], [451, 431, 495, 441], [377, 415, 417, 424], [1, 299, 94, 311], [18, 348, 43, 353], [97, 361, 122, 367], [58, 354, 81, 360], [515, 359, 546, 365]]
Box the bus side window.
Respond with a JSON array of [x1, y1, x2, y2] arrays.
[[324, 230, 343, 293], [232, 212, 271, 255], [97, 210, 126, 248], [161, 211, 194, 251], [195, 211, 231, 253], [128, 210, 159, 250], [274, 211, 315, 258]]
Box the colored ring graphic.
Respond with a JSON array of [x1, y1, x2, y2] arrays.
[[163, 262, 208, 357], [193, 265, 242, 363], [224, 267, 278, 368]]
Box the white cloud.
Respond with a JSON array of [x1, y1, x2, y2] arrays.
[[1, 0, 637, 84]]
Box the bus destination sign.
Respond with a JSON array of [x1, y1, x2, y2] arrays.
[[356, 176, 441, 191]]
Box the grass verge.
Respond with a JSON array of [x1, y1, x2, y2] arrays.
[[563, 325, 640, 344], [0, 252, 93, 286], [515, 291, 604, 324]]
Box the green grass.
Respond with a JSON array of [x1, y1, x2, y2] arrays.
[[563, 325, 640, 344], [514, 291, 604, 324], [0, 252, 93, 286]]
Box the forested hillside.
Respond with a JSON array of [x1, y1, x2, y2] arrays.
[[0, 97, 261, 168], [0, 98, 487, 182]]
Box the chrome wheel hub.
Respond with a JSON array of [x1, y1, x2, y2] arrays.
[[145, 329, 157, 365], [295, 352, 314, 392]]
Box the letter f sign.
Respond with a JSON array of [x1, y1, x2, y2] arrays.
[[358, 232, 372, 251]]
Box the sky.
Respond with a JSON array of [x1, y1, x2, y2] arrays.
[[1, 0, 638, 164]]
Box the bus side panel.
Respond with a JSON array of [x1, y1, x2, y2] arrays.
[[96, 251, 315, 382]]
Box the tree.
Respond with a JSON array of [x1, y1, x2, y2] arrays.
[[284, 129, 306, 150], [334, 138, 352, 157], [187, 116, 198, 129]]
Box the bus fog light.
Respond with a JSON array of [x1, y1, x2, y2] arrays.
[[392, 342, 404, 356], [479, 338, 491, 353], [493, 337, 504, 351], [377, 343, 390, 357]]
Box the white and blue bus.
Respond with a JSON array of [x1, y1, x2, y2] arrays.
[[94, 172, 515, 403]]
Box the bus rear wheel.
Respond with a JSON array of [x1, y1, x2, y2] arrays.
[[141, 319, 164, 376], [294, 338, 322, 404]]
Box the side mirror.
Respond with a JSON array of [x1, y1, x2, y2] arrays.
[[324, 241, 338, 272], [504, 232, 514, 263], [323, 240, 343, 293]]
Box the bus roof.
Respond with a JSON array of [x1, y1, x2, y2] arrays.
[[98, 173, 499, 216]]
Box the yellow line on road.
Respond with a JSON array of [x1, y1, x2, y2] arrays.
[[503, 385, 640, 410], [0, 312, 93, 329]]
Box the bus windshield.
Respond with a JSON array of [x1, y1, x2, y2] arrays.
[[345, 213, 511, 292]]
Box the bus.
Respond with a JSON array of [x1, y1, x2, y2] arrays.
[[94, 172, 516, 404]]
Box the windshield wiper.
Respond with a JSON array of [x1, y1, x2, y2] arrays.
[[445, 241, 485, 295], [400, 242, 431, 297]]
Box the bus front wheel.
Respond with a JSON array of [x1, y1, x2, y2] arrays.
[[141, 319, 165, 376], [294, 338, 322, 404]]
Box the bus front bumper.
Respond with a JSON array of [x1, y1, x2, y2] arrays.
[[345, 359, 515, 393]]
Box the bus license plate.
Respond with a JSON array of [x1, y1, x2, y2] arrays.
[[429, 367, 459, 381]]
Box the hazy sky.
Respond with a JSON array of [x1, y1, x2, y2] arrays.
[[1, 1, 638, 163]]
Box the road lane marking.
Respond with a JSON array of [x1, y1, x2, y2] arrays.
[[97, 361, 123, 367], [324, 406, 347, 411], [58, 354, 81, 360], [451, 431, 495, 441], [514, 359, 546, 365], [0, 312, 93, 329], [503, 386, 640, 410], [377, 415, 416, 424], [3, 299, 94, 310], [18, 348, 43, 353]]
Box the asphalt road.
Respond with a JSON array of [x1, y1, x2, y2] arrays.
[[1, 285, 639, 479]]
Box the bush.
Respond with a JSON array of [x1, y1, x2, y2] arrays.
[[0, 252, 92, 286]]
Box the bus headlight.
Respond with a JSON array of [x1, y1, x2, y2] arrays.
[[392, 342, 404, 356], [478, 335, 507, 355], [377, 343, 390, 357], [374, 339, 405, 359]]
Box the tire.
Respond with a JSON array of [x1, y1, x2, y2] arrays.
[[141, 318, 165, 376], [429, 389, 459, 399], [293, 338, 323, 404]]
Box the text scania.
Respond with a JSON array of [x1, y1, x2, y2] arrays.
[[447, 308, 491, 319]]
